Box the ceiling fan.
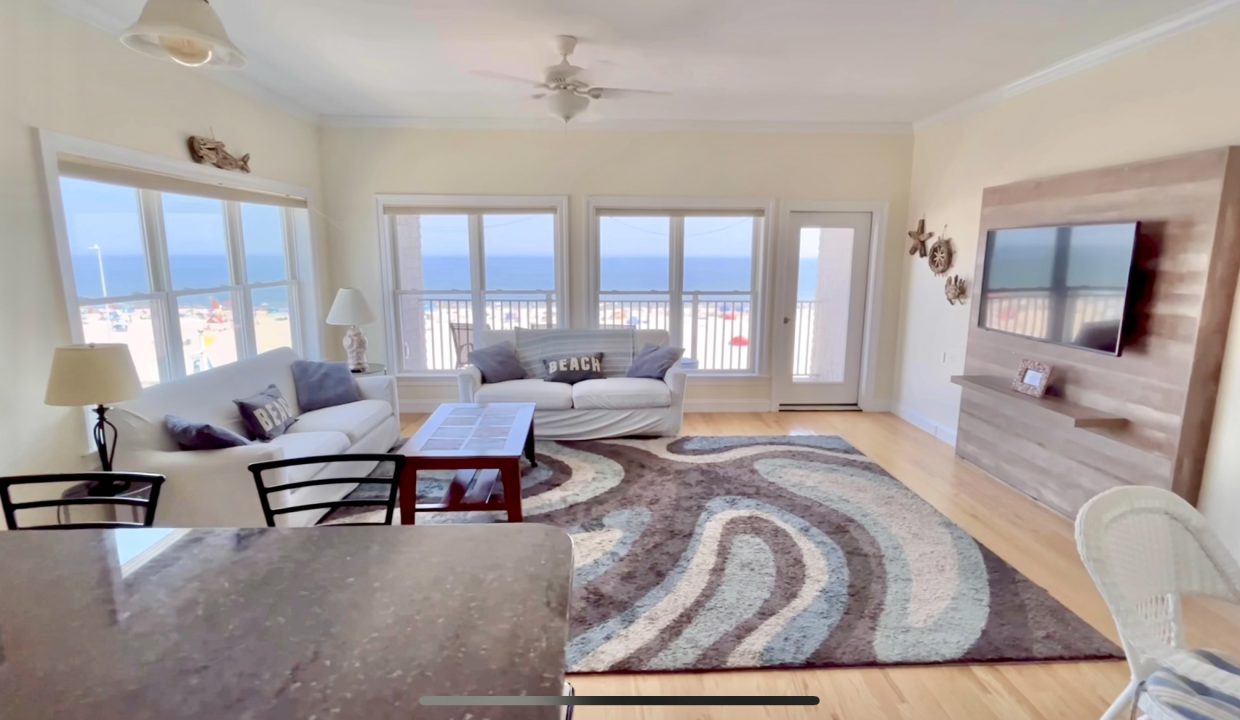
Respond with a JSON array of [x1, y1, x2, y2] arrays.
[[474, 35, 669, 123]]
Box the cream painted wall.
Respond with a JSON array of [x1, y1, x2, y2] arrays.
[[894, 12, 1240, 545], [0, 0, 326, 478], [318, 127, 913, 408]]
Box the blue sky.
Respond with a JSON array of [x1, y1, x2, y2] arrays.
[[61, 178, 285, 258]]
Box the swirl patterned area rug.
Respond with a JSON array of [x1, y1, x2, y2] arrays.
[[334, 435, 1121, 673]]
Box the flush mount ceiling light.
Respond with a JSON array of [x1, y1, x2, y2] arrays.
[[121, 0, 246, 69]]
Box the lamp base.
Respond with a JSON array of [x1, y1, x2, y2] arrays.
[[343, 325, 369, 372]]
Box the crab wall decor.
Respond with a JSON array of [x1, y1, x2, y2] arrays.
[[928, 229, 954, 275], [907, 217, 934, 258], [945, 274, 967, 305]]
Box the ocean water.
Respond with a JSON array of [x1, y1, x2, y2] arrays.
[[74, 255, 823, 307], [417, 256, 821, 300], [73, 254, 290, 308]]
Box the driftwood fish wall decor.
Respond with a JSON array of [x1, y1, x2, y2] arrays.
[[188, 136, 251, 173]]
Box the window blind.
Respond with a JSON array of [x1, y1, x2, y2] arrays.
[[58, 154, 308, 209], [382, 207, 556, 216], [596, 208, 764, 218]]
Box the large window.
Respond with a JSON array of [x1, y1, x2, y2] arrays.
[[594, 206, 765, 373], [56, 175, 305, 385], [381, 197, 567, 373]]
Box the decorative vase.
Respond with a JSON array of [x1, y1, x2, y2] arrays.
[[343, 325, 368, 372]]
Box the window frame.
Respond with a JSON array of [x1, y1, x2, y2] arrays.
[[40, 131, 320, 386], [376, 194, 570, 377], [587, 196, 775, 376]]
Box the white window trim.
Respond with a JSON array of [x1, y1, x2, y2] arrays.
[[38, 130, 323, 369], [375, 194, 571, 378], [775, 199, 890, 412], [586, 196, 776, 377]]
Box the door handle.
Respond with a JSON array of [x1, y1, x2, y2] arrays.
[[782, 317, 790, 325]]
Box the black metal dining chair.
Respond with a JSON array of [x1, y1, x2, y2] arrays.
[[248, 454, 404, 527], [0, 472, 166, 530]]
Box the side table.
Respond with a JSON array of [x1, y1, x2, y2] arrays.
[[351, 363, 387, 376]]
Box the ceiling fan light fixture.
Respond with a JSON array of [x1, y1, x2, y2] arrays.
[[121, 0, 246, 69], [547, 89, 589, 123]]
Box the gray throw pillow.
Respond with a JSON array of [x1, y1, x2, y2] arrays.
[[234, 384, 297, 441], [543, 352, 605, 384], [468, 342, 526, 383], [164, 415, 250, 451], [627, 343, 685, 379], [292, 360, 362, 412]]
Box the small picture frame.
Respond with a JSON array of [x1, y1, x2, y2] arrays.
[[1012, 359, 1052, 398]]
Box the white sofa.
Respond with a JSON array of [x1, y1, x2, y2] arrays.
[[457, 329, 685, 440], [111, 347, 401, 528]]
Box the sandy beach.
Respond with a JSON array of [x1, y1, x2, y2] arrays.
[[80, 304, 291, 386]]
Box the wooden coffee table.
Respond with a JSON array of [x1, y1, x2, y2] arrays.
[[397, 403, 536, 524]]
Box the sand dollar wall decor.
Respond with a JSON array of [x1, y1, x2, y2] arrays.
[[929, 227, 954, 275]]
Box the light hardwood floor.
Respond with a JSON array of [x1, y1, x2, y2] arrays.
[[400, 411, 1130, 719]]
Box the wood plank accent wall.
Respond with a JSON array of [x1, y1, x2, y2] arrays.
[[957, 147, 1240, 518]]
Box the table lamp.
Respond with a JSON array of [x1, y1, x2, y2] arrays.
[[45, 344, 142, 486], [326, 288, 377, 372]]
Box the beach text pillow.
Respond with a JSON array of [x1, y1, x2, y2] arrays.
[[234, 384, 298, 441], [542, 352, 605, 384]]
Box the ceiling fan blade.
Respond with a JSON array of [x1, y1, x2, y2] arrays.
[[587, 87, 671, 99], [472, 70, 546, 87]]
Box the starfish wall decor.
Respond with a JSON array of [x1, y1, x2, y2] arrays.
[[908, 218, 934, 257]]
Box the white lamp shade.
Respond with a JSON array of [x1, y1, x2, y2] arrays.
[[547, 89, 590, 123], [45, 344, 143, 407], [121, 0, 246, 69], [326, 288, 377, 326]]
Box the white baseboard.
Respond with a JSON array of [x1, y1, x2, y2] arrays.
[[396, 376, 457, 414], [893, 402, 959, 447], [400, 398, 451, 413], [683, 399, 775, 413]]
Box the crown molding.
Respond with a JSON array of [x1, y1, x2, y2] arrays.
[[915, 0, 1240, 131], [319, 115, 913, 135]]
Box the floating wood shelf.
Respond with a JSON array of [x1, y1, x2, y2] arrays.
[[951, 375, 1129, 430]]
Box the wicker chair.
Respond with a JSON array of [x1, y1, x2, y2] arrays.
[[1076, 486, 1240, 719], [450, 322, 476, 368]]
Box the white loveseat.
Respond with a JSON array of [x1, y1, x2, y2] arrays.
[[111, 347, 400, 528], [457, 329, 685, 439]]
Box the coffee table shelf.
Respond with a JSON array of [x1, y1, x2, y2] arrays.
[[398, 403, 536, 523]]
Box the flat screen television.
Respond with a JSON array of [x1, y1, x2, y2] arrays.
[[978, 222, 1139, 355]]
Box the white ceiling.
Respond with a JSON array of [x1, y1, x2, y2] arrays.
[[57, 0, 1225, 127]]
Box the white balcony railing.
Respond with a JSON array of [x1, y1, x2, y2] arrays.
[[598, 292, 755, 372], [982, 289, 1125, 341], [399, 292, 556, 371], [404, 291, 825, 376]]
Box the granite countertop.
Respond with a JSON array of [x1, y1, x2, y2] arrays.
[[0, 524, 573, 720]]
